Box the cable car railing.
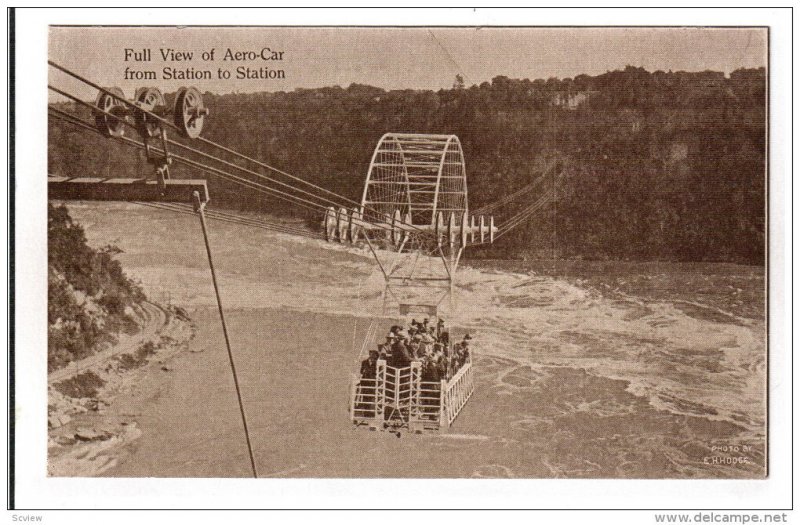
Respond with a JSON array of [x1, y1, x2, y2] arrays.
[[350, 355, 474, 433]]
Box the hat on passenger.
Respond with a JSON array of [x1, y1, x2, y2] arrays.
[[463, 334, 472, 340]]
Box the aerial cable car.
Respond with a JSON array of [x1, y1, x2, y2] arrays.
[[337, 133, 496, 433]]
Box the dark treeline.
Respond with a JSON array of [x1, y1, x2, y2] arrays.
[[48, 203, 145, 370], [49, 66, 766, 263]]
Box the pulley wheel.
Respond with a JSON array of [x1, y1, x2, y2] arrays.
[[337, 207, 349, 243], [93, 87, 126, 138], [174, 86, 207, 139], [391, 210, 402, 247], [134, 87, 165, 138], [324, 206, 337, 242], [435, 211, 445, 247], [460, 213, 469, 247], [469, 215, 476, 244], [349, 207, 362, 244]]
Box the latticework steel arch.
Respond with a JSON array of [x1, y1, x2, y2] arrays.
[[360, 133, 468, 228]]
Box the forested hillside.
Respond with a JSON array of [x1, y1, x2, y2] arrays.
[[48, 204, 145, 371], [49, 66, 766, 263]]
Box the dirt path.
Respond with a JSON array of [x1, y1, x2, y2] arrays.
[[48, 301, 168, 384]]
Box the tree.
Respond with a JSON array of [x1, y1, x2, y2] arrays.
[[47, 67, 766, 264]]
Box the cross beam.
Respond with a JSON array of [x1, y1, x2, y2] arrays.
[[48, 176, 210, 204]]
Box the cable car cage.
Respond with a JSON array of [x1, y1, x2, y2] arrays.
[[350, 355, 475, 433]]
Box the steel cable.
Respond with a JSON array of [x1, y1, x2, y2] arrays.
[[50, 60, 576, 244], [494, 190, 555, 239], [48, 107, 331, 217], [137, 201, 324, 240], [48, 98, 417, 237], [472, 162, 559, 216], [48, 61, 428, 234]]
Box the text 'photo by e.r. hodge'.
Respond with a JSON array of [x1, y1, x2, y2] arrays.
[[46, 26, 767, 479]]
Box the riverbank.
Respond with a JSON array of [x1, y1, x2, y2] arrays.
[[56, 202, 766, 478], [47, 301, 195, 476]]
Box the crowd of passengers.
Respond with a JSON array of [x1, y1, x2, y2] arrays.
[[360, 317, 472, 383]]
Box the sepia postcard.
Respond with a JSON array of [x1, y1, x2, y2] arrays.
[[9, 7, 794, 514]]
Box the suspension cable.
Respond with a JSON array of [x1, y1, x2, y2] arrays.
[[138, 201, 324, 240], [49, 108, 384, 230], [494, 189, 555, 240], [50, 59, 568, 245], [48, 61, 427, 233], [48, 107, 333, 217], [48, 92, 420, 236], [50, 108, 443, 257], [48, 87, 355, 214], [501, 193, 552, 232], [472, 180, 539, 216], [191, 192, 259, 479], [472, 162, 559, 216]]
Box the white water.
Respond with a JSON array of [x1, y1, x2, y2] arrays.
[[70, 202, 765, 441]]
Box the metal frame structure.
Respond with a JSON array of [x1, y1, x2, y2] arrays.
[[350, 357, 474, 433], [349, 133, 494, 315], [361, 133, 468, 229]]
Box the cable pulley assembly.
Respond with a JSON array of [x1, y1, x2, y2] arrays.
[[93, 87, 127, 138], [92, 85, 208, 140], [89, 85, 209, 192]]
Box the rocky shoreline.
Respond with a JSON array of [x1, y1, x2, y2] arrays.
[[47, 301, 195, 477]]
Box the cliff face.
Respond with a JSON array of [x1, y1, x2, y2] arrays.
[[48, 66, 765, 263], [48, 204, 146, 371]]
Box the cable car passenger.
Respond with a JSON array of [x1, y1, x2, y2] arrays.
[[356, 349, 380, 417], [408, 337, 421, 360], [390, 330, 413, 368], [428, 326, 437, 341], [460, 333, 472, 363], [437, 318, 446, 339], [381, 334, 396, 362], [360, 348, 379, 379], [421, 353, 441, 382]]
